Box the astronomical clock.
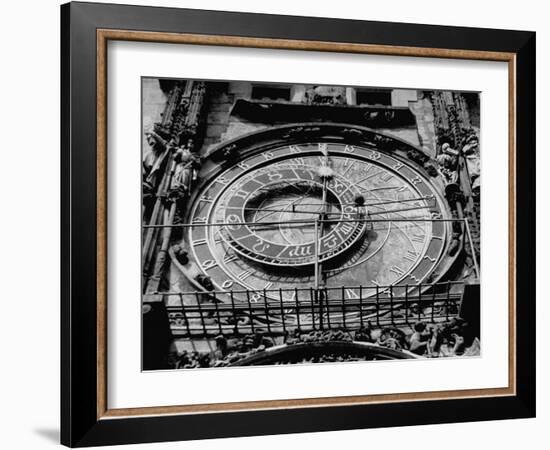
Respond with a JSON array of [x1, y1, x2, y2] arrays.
[[141, 80, 480, 369], [189, 127, 450, 295]]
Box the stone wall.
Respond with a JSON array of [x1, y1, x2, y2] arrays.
[[200, 81, 270, 155], [409, 93, 437, 158], [142, 80, 441, 161], [197, 82, 437, 157]]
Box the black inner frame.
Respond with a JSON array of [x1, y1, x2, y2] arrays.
[[61, 2, 536, 447]]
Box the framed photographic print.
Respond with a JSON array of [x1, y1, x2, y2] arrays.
[[60, 1, 536, 447]]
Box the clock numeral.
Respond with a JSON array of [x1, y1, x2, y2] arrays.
[[215, 176, 229, 185], [409, 274, 420, 283], [200, 194, 213, 203], [344, 145, 355, 153], [389, 265, 405, 276], [379, 172, 393, 182], [404, 250, 418, 262], [340, 159, 354, 176], [262, 151, 274, 160], [338, 221, 355, 236], [223, 253, 238, 264], [410, 176, 423, 185], [345, 288, 360, 300], [263, 282, 274, 291], [318, 143, 328, 154], [290, 157, 306, 166], [367, 151, 382, 161], [201, 259, 217, 271], [359, 163, 373, 176], [192, 239, 207, 246], [233, 189, 250, 200], [411, 231, 426, 243], [393, 162, 404, 171], [237, 162, 250, 170], [237, 270, 253, 282], [423, 255, 437, 263], [284, 291, 297, 303], [193, 216, 207, 224], [328, 178, 346, 194], [221, 280, 234, 289], [250, 293, 262, 303], [431, 212, 442, 220], [289, 145, 302, 154]]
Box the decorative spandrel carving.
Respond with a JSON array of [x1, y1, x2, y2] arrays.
[[143, 81, 208, 192], [430, 91, 480, 260], [142, 80, 209, 294], [172, 82, 207, 147]]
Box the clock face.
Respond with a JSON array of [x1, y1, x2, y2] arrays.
[[187, 140, 451, 310]]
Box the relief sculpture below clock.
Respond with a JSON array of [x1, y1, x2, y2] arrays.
[[141, 79, 481, 370]]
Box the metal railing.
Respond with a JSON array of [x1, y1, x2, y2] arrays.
[[160, 281, 465, 337]]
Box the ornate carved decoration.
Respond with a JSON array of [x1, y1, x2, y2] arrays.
[[430, 91, 480, 259], [142, 80, 209, 294]]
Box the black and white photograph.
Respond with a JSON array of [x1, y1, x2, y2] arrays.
[[0, 0, 542, 447], [141, 79, 481, 371]]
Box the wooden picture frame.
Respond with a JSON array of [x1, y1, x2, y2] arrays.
[[61, 1, 535, 446]]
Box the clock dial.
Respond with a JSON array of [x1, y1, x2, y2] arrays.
[[187, 142, 450, 310]]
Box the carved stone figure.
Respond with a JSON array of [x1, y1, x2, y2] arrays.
[[436, 142, 459, 184]]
